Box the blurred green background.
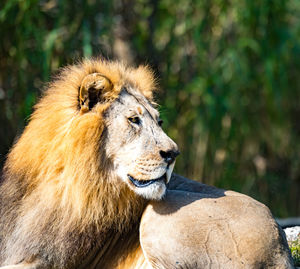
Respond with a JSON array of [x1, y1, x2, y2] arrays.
[[0, 0, 299, 217]]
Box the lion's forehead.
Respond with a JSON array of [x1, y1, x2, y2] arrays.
[[113, 87, 159, 119]]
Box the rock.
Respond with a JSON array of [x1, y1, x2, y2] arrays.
[[285, 226, 300, 242], [139, 174, 295, 268]]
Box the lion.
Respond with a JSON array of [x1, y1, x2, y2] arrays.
[[0, 59, 294, 269]]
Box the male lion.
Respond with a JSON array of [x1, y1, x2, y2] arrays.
[[0, 59, 294, 269]]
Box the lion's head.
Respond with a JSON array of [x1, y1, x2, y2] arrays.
[[75, 69, 179, 200], [76, 63, 178, 201], [4, 59, 179, 220]]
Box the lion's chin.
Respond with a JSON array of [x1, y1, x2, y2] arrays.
[[130, 180, 167, 200], [127, 174, 167, 200]]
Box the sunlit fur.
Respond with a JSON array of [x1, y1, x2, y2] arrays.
[[0, 59, 157, 267]]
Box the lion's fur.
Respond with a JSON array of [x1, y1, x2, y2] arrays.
[[0, 59, 157, 267]]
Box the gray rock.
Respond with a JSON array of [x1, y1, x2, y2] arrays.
[[284, 226, 300, 242]]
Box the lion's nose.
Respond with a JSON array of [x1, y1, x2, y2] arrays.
[[159, 150, 180, 164]]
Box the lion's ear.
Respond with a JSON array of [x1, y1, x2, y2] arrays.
[[79, 73, 113, 112]]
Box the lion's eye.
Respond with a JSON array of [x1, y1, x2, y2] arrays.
[[158, 119, 163, 127], [128, 117, 141, 125]]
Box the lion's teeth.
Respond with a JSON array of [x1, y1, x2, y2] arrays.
[[166, 161, 175, 183]]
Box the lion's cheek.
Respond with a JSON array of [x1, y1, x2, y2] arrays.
[[115, 164, 129, 183]]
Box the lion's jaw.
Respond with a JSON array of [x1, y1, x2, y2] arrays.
[[105, 87, 178, 200], [115, 161, 176, 200]]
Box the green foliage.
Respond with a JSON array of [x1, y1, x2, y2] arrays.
[[0, 0, 300, 217], [290, 239, 300, 266]]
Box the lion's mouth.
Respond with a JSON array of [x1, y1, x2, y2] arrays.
[[127, 162, 175, 188], [128, 174, 167, 188]]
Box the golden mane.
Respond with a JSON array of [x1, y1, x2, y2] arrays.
[[0, 59, 156, 267]]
